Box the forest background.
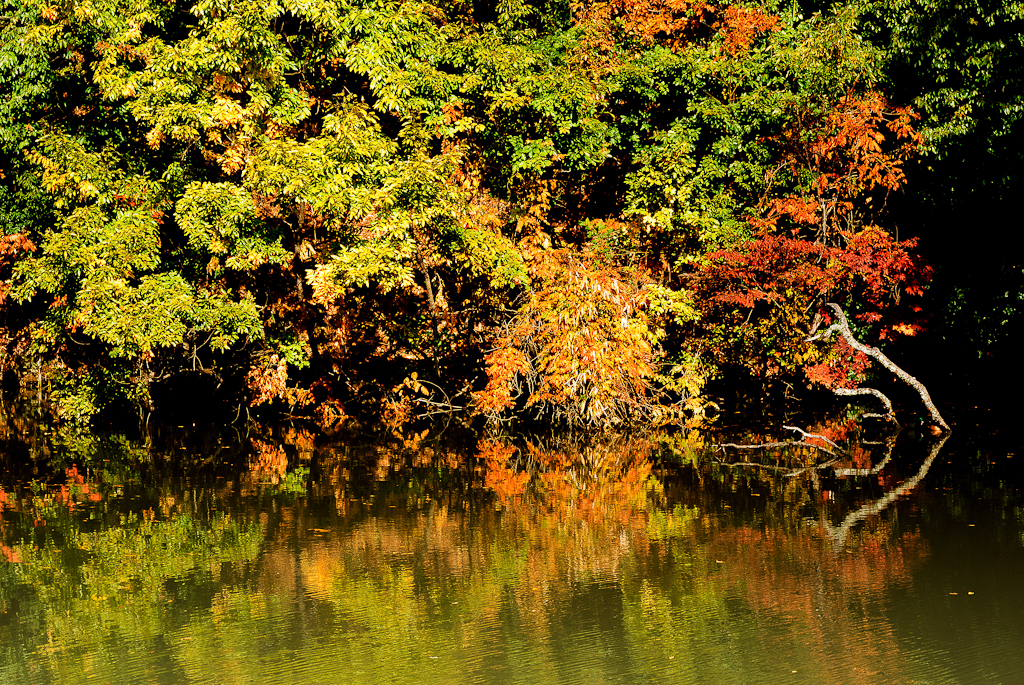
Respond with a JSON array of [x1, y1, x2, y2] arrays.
[[0, 0, 1020, 431]]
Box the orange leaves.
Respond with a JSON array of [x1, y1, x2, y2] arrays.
[[572, 0, 712, 51], [704, 228, 927, 312], [441, 101, 464, 126], [0, 233, 35, 259], [767, 196, 821, 227], [574, 0, 779, 56], [475, 347, 530, 414], [716, 89, 930, 381], [625, 0, 713, 46], [247, 353, 289, 407], [306, 264, 345, 307], [246, 353, 312, 409], [841, 227, 932, 306], [465, 192, 510, 234], [766, 91, 922, 239], [475, 248, 664, 427], [890, 323, 919, 337], [704, 234, 835, 305], [719, 7, 780, 55]]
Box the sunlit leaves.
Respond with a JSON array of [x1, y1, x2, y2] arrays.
[[476, 246, 701, 427], [177, 182, 290, 270], [698, 228, 929, 381], [0, 0, 938, 424]]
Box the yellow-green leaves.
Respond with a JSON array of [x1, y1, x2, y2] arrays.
[[176, 182, 290, 269]]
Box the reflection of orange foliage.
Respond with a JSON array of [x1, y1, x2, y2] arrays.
[[803, 416, 878, 469], [66, 465, 85, 485], [533, 442, 655, 525], [479, 440, 529, 503], [213, 428, 940, 684], [808, 415, 858, 444], [312, 399, 347, 428], [703, 519, 929, 684], [479, 436, 660, 525], [248, 439, 288, 484], [56, 465, 103, 507], [282, 426, 317, 459]]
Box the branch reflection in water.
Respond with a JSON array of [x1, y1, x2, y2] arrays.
[[824, 433, 949, 551]]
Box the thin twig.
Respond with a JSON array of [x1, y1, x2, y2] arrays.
[[783, 425, 843, 449], [716, 438, 843, 460]]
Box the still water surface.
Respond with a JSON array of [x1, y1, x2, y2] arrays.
[[1, 414, 1022, 684]]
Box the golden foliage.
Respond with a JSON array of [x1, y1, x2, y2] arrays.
[[475, 245, 695, 427]]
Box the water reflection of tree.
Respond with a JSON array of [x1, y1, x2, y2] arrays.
[[291, 428, 947, 682], [823, 432, 949, 551], [697, 419, 949, 682], [0, 422, 953, 684]]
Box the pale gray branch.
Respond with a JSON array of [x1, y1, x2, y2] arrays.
[[823, 433, 949, 551], [833, 387, 896, 420], [783, 425, 843, 449], [810, 303, 949, 431]]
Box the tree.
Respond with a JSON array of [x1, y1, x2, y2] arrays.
[[857, 0, 1024, 400], [0, 0, 934, 427]]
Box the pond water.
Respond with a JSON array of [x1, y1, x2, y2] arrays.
[[1, 411, 1022, 684]]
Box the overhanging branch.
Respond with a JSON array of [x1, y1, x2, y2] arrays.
[[809, 303, 949, 431]]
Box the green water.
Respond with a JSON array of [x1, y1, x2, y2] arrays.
[[1, 419, 1022, 684]]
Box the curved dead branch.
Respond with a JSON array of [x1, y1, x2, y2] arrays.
[[831, 434, 897, 477], [810, 303, 949, 432]]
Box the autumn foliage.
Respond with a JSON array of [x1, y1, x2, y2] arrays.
[[475, 242, 688, 426], [0, 0, 935, 427]]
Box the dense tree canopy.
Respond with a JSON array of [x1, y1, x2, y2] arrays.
[[856, 0, 1024, 399], [0, 0, 948, 427]]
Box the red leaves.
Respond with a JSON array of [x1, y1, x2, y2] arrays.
[[804, 338, 871, 390], [577, 0, 780, 55], [0, 233, 35, 258], [697, 227, 930, 381], [703, 227, 927, 318], [615, 0, 711, 45]]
